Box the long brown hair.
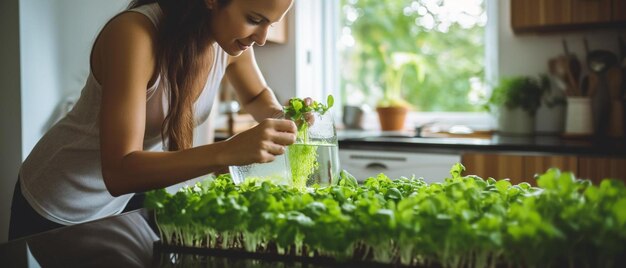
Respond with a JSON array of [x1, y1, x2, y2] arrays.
[[128, 0, 230, 151]]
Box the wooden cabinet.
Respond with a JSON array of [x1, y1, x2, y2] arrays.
[[614, 0, 626, 21], [462, 153, 525, 184], [511, 0, 572, 29], [462, 153, 625, 185], [578, 156, 626, 184], [511, 0, 626, 33], [523, 154, 579, 180], [571, 0, 613, 24]]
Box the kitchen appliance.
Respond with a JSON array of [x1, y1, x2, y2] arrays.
[[339, 149, 460, 183]]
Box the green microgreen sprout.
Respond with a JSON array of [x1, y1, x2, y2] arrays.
[[282, 95, 335, 191], [146, 165, 626, 267], [283, 95, 334, 132]]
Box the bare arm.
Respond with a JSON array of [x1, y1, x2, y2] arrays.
[[226, 47, 284, 120], [97, 14, 296, 196]]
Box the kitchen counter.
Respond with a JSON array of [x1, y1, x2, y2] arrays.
[[338, 130, 626, 157], [0, 209, 336, 267], [216, 129, 626, 157]]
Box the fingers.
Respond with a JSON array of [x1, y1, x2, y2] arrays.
[[260, 120, 296, 146], [265, 142, 286, 156], [264, 118, 297, 134], [221, 118, 298, 166], [272, 131, 296, 146], [303, 112, 315, 126], [303, 97, 313, 106], [255, 119, 295, 155]]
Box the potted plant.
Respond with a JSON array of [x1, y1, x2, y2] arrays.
[[376, 47, 426, 131], [486, 75, 548, 135], [535, 79, 567, 134]]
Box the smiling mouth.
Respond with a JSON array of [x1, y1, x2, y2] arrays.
[[236, 40, 251, 50]]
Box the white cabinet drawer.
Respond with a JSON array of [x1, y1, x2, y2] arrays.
[[339, 149, 461, 183]]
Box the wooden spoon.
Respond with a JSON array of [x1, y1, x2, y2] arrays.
[[587, 72, 598, 97], [606, 67, 624, 137], [607, 66, 622, 100]]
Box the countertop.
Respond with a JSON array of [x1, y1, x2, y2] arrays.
[[337, 130, 626, 157], [216, 129, 626, 157]]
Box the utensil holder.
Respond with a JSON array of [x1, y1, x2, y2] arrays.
[[564, 97, 593, 136]]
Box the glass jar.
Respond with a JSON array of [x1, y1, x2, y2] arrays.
[[288, 111, 340, 189], [228, 153, 291, 186], [229, 111, 339, 189]]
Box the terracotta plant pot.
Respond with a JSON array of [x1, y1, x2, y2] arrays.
[[376, 106, 409, 131]]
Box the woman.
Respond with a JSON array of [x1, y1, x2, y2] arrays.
[[9, 0, 296, 240]]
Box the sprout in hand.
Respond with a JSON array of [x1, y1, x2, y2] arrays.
[[283, 95, 334, 130]]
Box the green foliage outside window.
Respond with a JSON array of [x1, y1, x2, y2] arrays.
[[340, 0, 486, 111]]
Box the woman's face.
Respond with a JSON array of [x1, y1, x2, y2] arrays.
[[209, 0, 293, 56]]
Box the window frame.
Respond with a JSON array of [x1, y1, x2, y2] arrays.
[[296, 0, 499, 131]]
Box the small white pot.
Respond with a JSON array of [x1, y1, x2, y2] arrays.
[[564, 97, 593, 136], [497, 106, 535, 136], [535, 103, 566, 134]]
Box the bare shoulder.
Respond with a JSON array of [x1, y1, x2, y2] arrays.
[[92, 11, 158, 85], [99, 11, 157, 49], [96, 11, 157, 58]]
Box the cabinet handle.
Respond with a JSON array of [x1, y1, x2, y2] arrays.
[[365, 162, 388, 170], [350, 155, 406, 161]]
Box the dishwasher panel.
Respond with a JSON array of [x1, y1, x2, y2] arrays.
[[339, 149, 461, 183]]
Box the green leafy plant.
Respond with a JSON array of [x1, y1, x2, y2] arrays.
[[340, 0, 486, 111], [283, 95, 334, 131], [377, 48, 426, 108], [146, 164, 626, 267], [485, 75, 549, 116]]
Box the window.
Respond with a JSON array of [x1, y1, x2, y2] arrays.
[[296, 0, 493, 130], [340, 0, 487, 111]]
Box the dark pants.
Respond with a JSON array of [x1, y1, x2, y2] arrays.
[[8, 179, 145, 241]]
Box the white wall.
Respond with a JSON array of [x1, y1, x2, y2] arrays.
[[0, 0, 127, 243], [254, 0, 330, 103], [20, 0, 62, 160], [254, 7, 298, 103], [57, 0, 128, 96], [1, 0, 23, 244], [20, 0, 127, 158]]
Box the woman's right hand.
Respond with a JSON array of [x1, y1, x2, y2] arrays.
[[221, 118, 297, 166]]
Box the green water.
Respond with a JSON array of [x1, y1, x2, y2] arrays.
[[288, 143, 339, 190]]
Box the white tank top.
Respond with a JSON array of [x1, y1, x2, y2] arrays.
[[18, 3, 229, 225]]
